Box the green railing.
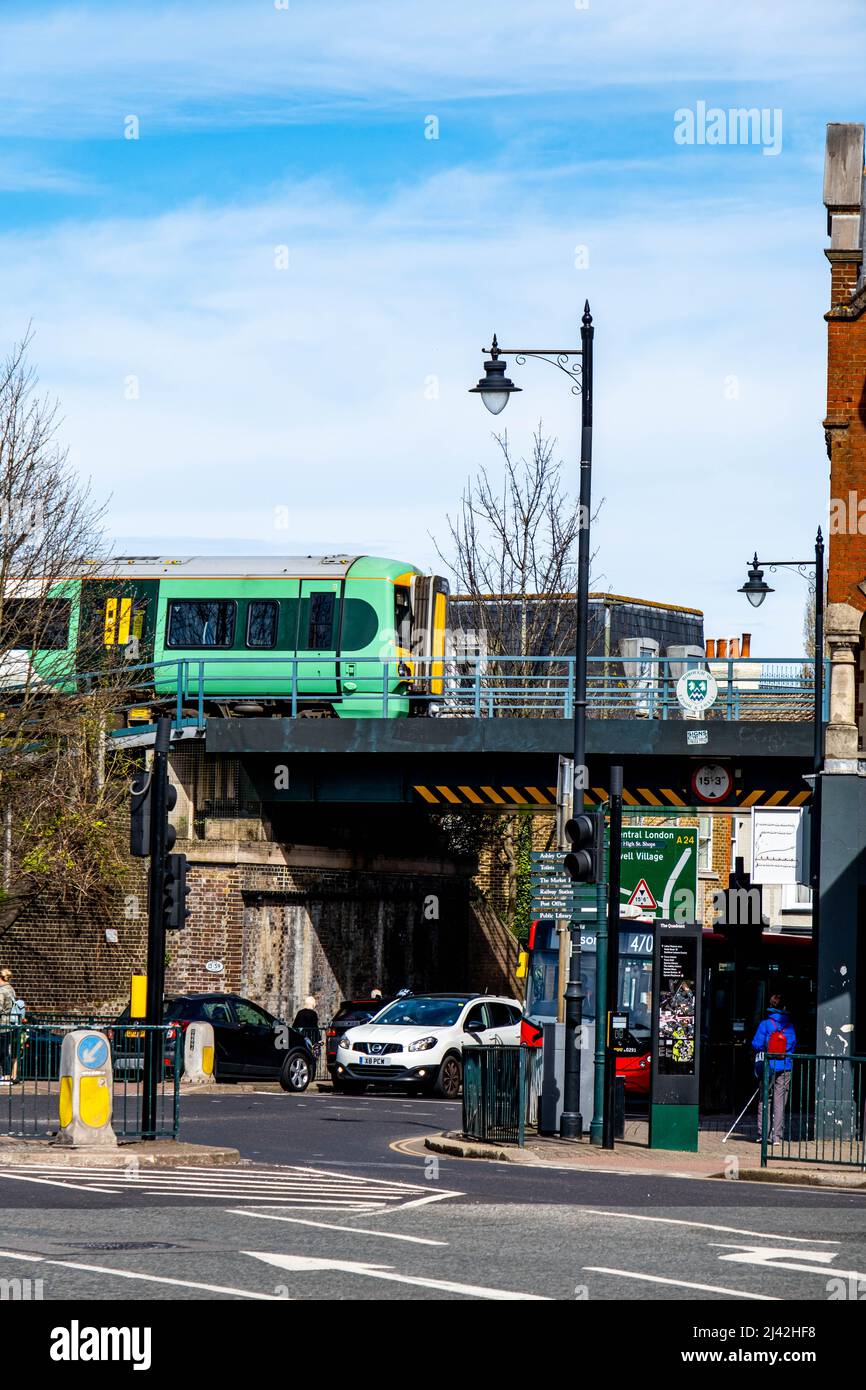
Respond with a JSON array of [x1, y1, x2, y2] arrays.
[[760, 1053, 866, 1169], [0, 1021, 182, 1141], [462, 1044, 531, 1146], [65, 652, 830, 734]]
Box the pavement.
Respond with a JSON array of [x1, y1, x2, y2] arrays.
[[0, 1136, 240, 1168], [426, 1118, 866, 1189]]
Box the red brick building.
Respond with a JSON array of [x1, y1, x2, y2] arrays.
[[819, 124, 866, 1053], [824, 123, 866, 763]]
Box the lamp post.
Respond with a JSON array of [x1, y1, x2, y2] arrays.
[[738, 528, 824, 931], [470, 303, 595, 1139]]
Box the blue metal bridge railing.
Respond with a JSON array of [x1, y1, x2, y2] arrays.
[[95, 653, 830, 735]]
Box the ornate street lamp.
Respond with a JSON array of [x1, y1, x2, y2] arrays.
[[470, 303, 594, 1141], [738, 555, 774, 608], [738, 529, 824, 930], [468, 337, 522, 415]]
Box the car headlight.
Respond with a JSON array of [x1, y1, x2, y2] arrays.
[[337, 1036, 350, 1050], [408, 1035, 438, 1052]]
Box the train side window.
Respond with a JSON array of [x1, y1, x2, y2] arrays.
[[167, 601, 236, 648], [0, 598, 71, 650], [306, 591, 335, 650], [246, 600, 279, 649], [394, 586, 412, 649], [342, 598, 378, 651]]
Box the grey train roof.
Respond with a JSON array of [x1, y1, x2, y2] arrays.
[[84, 555, 362, 579]]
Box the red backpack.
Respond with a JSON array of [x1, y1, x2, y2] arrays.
[[767, 1022, 788, 1058]]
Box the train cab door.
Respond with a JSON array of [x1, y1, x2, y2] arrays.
[[410, 575, 449, 698], [297, 580, 341, 704]]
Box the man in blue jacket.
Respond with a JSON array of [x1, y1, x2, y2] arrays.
[[752, 994, 796, 1144]]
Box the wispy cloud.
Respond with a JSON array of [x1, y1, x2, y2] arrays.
[[0, 0, 863, 136]]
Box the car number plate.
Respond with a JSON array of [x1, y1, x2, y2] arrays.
[[359, 1055, 389, 1065]]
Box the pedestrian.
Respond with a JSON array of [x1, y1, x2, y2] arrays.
[[370, 988, 382, 1000], [0, 969, 16, 1085], [292, 995, 319, 1030], [10, 992, 25, 1085], [752, 993, 796, 1144]]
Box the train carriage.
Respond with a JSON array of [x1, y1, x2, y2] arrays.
[[18, 555, 449, 721]]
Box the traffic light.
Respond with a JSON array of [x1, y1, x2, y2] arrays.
[[130, 772, 151, 857], [130, 774, 178, 858], [165, 783, 177, 853], [564, 811, 604, 884], [164, 852, 191, 930]]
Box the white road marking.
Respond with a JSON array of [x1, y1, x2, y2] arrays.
[[245, 1250, 548, 1299], [581, 1210, 841, 1245], [0, 1247, 284, 1299], [0, 1163, 462, 1211], [0, 1171, 123, 1195], [229, 1209, 447, 1245], [49, 1260, 285, 1299], [712, 1244, 866, 1281], [583, 1267, 780, 1299]]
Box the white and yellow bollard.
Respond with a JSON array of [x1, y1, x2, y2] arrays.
[[57, 1030, 117, 1148], [183, 1021, 215, 1085]]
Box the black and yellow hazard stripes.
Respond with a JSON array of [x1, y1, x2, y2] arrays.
[[412, 783, 811, 809]]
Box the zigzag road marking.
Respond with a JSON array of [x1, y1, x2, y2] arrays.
[[0, 1163, 462, 1211]]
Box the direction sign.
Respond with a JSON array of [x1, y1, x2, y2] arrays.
[[530, 852, 567, 874], [613, 826, 698, 921]]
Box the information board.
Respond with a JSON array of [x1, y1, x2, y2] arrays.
[[649, 919, 702, 1152]]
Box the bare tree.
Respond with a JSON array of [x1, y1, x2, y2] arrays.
[[0, 331, 130, 931], [432, 426, 603, 937], [435, 426, 600, 660]]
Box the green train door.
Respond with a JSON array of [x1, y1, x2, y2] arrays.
[[297, 580, 341, 706]]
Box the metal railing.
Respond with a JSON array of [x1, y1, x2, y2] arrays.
[[760, 1054, 866, 1169], [0, 1021, 182, 1141], [462, 1044, 531, 1146], [294, 1026, 330, 1082], [91, 653, 828, 734]]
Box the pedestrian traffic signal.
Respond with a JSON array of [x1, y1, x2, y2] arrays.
[[163, 852, 191, 930], [563, 811, 604, 884], [130, 771, 151, 858]]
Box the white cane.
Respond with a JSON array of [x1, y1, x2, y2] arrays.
[[722, 1087, 759, 1143]]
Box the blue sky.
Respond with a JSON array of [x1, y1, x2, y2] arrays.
[[2, 1, 865, 652]]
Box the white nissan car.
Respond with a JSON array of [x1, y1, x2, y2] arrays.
[[332, 992, 523, 1099]]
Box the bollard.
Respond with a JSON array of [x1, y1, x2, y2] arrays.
[[183, 1021, 215, 1085], [57, 1030, 117, 1148]]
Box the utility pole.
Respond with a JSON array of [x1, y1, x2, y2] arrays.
[[560, 304, 594, 1139], [602, 766, 623, 1149], [141, 717, 172, 1141]]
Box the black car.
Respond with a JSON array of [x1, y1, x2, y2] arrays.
[[325, 998, 392, 1075], [111, 993, 315, 1091]]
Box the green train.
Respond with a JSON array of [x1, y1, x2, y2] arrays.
[[20, 555, 450, 721]]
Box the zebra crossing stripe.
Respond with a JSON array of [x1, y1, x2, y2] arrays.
[[0, 1164, 461, 1211]]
